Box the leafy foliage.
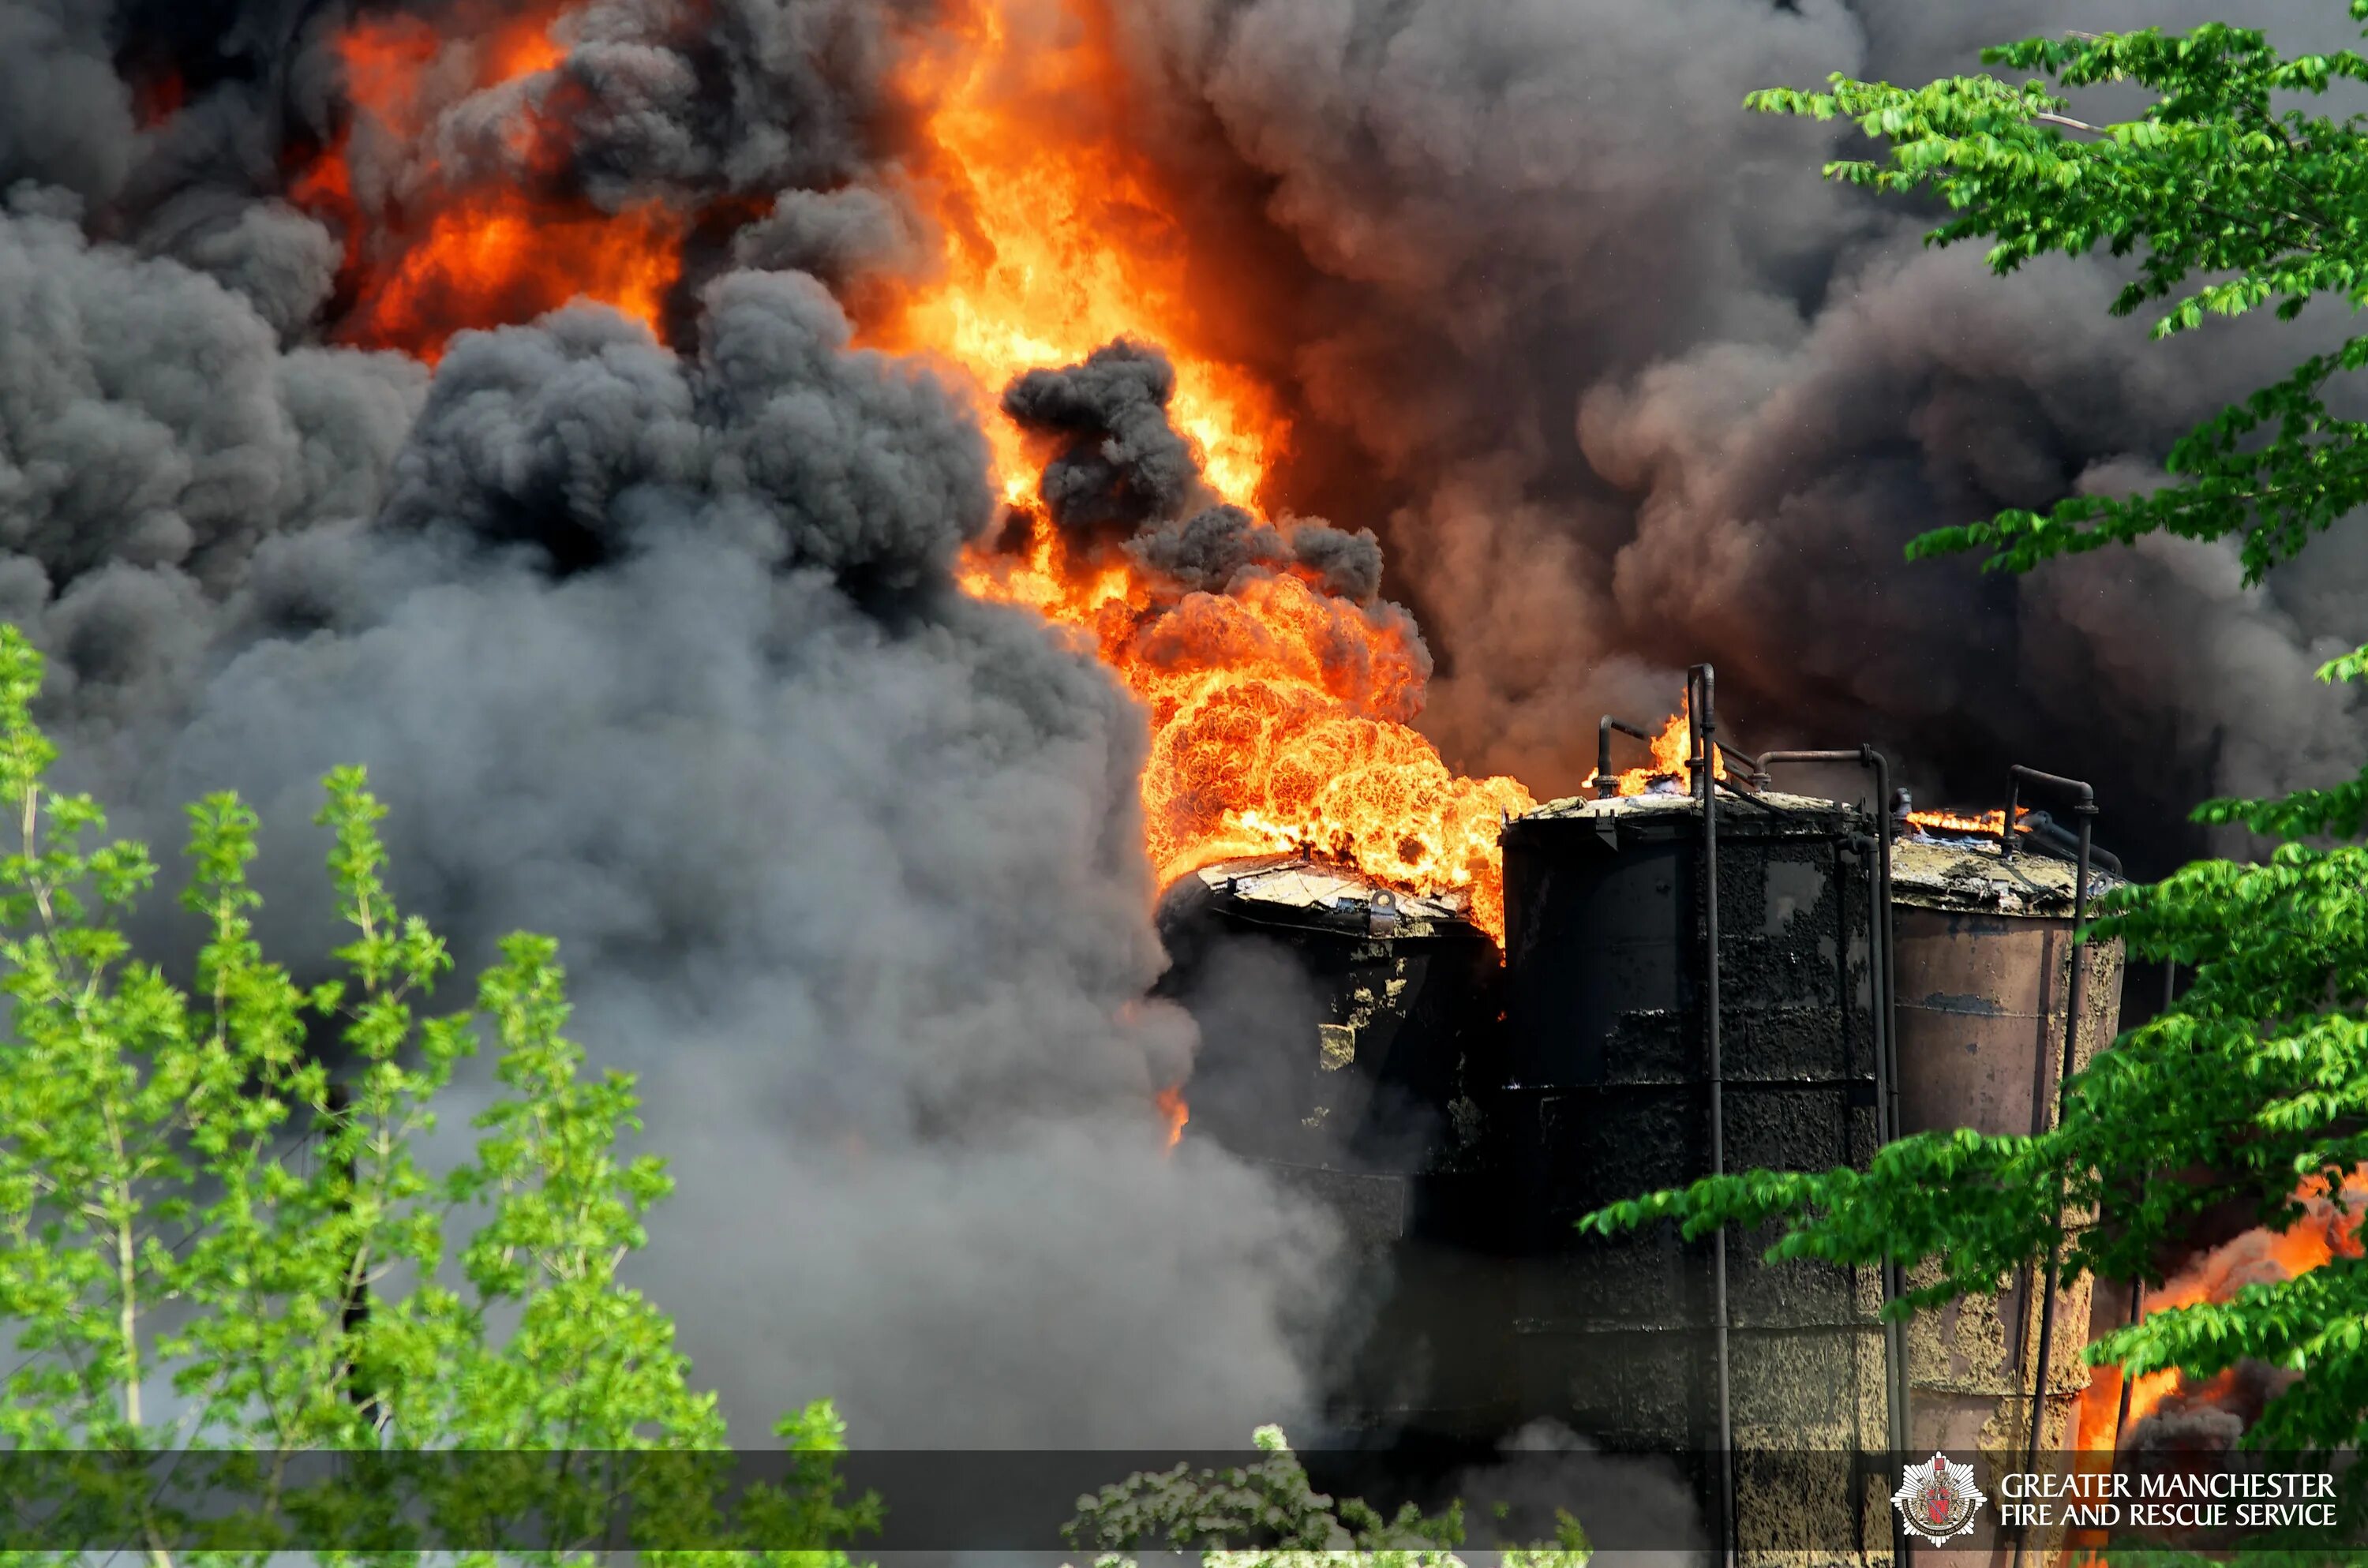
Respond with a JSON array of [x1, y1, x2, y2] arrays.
[[1582, 4, 2368, 1465], [1064, 1424, 1593, 1568], [1750, 10, 2368, 588], [0, 624, 877, 1565]]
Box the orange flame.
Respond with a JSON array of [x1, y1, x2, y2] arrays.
[[882, 0, 1534, 940], [287, 0, 1543, 937], [290, 3, 684, 363], [1582, 706, 1727, 799], [1156, 1085, 1189, 1150], [1905, 806, 2033, 837], [2074, 1167, 2368, 1455]]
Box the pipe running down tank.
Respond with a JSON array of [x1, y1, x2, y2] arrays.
[[1156, 669, 2130, 1568], [1887, 818, 2126, 1560], [1495, 763, 1894, 1564]]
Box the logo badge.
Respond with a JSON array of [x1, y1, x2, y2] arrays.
[[1892, 1451, 1985, 1545]]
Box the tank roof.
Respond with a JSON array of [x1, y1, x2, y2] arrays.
[[1891, 833, 2121, 915], [1180, 855, 1476, 933], [1517, 786, 1857, 823], [1516, 786, 1866, 848]]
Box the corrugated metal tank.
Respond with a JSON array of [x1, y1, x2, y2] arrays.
[[1890, 836, 2126, 1488], [1156, 855, 1510, 1437], [1495, 787, 1892, 1562]]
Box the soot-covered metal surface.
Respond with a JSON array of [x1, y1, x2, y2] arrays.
[[1156, 855, 1510, 1434], [1494, 787, 1893, 1559], [1158, 856, 1501, 1173]]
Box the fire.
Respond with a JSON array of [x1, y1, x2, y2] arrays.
[[1583, 707, 1727, 798], [875, 0, 1283, 511], [289, 2, 684, 363], [282, 0, 1542, 937], [1905, 806, 2032, 837], [885, 0, 1535, 940], [2074, 1167, 2368, 1453], [1156, 1086, 1190, 1150]]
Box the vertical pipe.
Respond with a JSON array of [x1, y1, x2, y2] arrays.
[[1864, 748, 1909, 1477], [2017, 796, 2096, 1555], [2111, 963, 2175, 1450], [1689, 666, 1738, 1567], [2111, 1276, 2145, 1450], [1750, 748, 1909, 1500]]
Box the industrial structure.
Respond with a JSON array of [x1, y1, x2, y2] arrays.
[[1160, 666, 2127, 1566]]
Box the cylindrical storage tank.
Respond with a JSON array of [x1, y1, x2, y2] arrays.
[[1890, 834, 2126, 1519], [1496, 788, 1892, 1563], [1156, 855, 1510, 1439]]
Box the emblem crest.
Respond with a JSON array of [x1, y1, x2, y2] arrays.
[[1891, 1451, 1985, 1545]]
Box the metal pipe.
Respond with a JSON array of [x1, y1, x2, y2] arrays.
[[2003, 765, 2094, 865], [1689, 666, 1738, 1568], [1715, 739, 1770, 789], [1863, 745, 1906, 1476], [2021, 813, 2125, 878], [1597, 716, 1655, 799], [1759, 747, 1907, 1517], [2010, 768, 2100, 1551], [2111, 962, 2175, 1450]]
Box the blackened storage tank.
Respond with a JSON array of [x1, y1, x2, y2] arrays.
[[1156, 855, 1509, 1437], [1889, 833, 2125, 1483], [1496, 787, 1893, 1561]]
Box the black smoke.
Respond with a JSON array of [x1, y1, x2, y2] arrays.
[[1085, 0, 2368, 873], [6, 0, 2365, 1460], [0, 0, 1348, 1450]]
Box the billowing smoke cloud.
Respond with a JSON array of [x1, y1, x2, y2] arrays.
[[11, 0, 2368, 1470], [0, 0, 1350, 1450], [1092, 0, 2368, 870], [1003, 338, 1391, 604]]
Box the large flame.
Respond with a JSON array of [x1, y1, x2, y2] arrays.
[[289, 3, 685, 363], [876, 0, 1535, 940], [284, 0, 1542, 938], [1582, 706, 1727, 798], [2074, 1167, 2368, 1454]]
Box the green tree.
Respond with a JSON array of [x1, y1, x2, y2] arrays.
[[1063, 1424, 1593, 1568], [0, 623, 876, 1564], [1583, 5, 2368, 1459], [0, 609, 1580, 1567]]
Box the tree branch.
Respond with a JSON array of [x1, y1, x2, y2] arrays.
[[2034, 111, 2111, 136]]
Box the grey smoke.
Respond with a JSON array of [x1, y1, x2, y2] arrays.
[[730, 184, 934, 291], [1092, 0, 2368, 865], [0, 2, 135, 205], [999, 339, 1394, 623], [1128, 503, 1385, 602], [9, 0, 2367, 1473], [160, 199, 343, 341], [0, 0, 1347, 1450], [1002, 339, 1214, 533]]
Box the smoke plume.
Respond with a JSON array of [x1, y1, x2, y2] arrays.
[[7, 0, 2367, 1465], [1, 0, 1351, 1448], [1093, 0, 2368, 869]]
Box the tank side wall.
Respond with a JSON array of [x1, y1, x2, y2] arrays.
[[1893, 902, 2126, 1465]]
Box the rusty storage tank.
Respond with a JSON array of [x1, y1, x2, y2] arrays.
[[1496, 785, 1894, 1562], [1156, 855, 1510, 1437], [1890, 828, 2125, 1473]]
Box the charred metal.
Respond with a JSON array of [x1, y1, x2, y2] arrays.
[[1156, 668, 2133, 1566]]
